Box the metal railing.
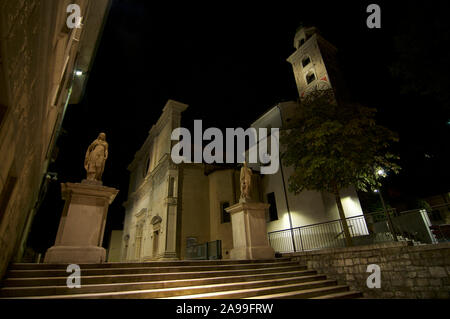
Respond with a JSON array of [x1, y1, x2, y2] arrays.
[[268, 204, 450, 253], [268, 213, 374, 253], [425, 204, 450, 242], [185, 240, 222, 260]]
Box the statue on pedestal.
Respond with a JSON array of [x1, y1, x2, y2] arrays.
[[227, 161, 274, 260], [84, 132, 108, 182], [44, 132, 119, 264], [240, 161, 252, 203]]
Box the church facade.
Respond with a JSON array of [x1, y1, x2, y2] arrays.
[[121, 100, 258, 261], [120, 26, 364, 261]]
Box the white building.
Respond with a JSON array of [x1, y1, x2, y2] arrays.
[[120, 26, 367, 260]]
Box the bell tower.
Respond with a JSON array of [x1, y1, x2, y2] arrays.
[[287, 25, 346, 100]]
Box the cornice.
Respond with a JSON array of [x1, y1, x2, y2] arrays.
[[128, 99, 188, 171]]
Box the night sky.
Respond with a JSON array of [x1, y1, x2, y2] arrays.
[[28, 1, 450, 252]]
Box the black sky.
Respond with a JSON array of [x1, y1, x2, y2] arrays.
[[28, 1, 450, 251]]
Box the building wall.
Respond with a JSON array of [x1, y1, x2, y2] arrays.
[[178, 166, 261, 260], [122, 100, 187, 261], [0, 0, 109, 278], [252, 102, 364, 235], [261, 163, 347, 232], [262, 161, 365, 252], [321, 187, 364, 221], [124, 158, 174, 262], [208, 169, 237, 259], [107, 230, 123, 262], [124, 158, 177, 262], [178, 165, 210, 259], [288, 241, 450, 299]]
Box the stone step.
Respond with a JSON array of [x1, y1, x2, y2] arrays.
[[2, 265, 310, 287], [246, 285, 352, 299], [1, 259, 361, 299], [8, 258, 292, 270], [4, 277, 336, 299], [162, 280, 339, 299], [311, 291, 363, 299], [0, 271, 326, 298], [6, 261, 301, 278]]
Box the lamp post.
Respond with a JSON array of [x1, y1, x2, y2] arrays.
[[375, 169, 397, 241]]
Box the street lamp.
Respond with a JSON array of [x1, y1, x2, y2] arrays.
[[375, 169, 397, 241]]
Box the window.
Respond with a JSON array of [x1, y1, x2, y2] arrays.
[[306, 70, 316, 84], [266, 192, 278, 221], [302, 56, 311, 68], [143, 156, 151, 177], [221, 202, 230, 223]]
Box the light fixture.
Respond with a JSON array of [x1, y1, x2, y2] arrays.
[[377, 168, 386, 176], [374, 189, 379, 193], [75, 70, 83, 76]]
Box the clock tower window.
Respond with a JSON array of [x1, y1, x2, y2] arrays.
[[306, 70, 316, 85], [302, 56, 311, 68]]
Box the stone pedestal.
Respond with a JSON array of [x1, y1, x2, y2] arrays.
[[44, 181, 119, 264], [225, 201, 275, 260]]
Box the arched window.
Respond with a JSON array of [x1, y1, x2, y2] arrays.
[[302, 56, 311, 68], [143, 155, 151, 177], [306, 69, 316, 84]]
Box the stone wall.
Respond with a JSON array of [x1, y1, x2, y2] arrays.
[[287, 242, 450, 299], [0, 0, 109, 279], [0, 0, 78, 279]]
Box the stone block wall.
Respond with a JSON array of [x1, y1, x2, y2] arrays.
[[287, 242, 450, 299], [0, 0, 109, 278]]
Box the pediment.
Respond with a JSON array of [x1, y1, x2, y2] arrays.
[[151, 215, 162, 225], [135, 208, 147, 217]]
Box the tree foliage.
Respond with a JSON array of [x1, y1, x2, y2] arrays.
[[281, 89, 400, 195]]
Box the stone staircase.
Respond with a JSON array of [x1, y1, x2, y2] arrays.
[[0, 258, 361, 299]]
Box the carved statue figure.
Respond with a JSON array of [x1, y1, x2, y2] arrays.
[[240, 161, 252, 202], [84, 132, 108, 181]]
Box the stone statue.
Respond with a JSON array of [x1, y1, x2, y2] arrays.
[[240, 161, 252, 202], [84, 132, 108, 182]]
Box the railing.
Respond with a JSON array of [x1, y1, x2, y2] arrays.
[[185, 240, 222, 260], [268, 213, 373, 253], [268, 204, 450, 253], [425, 204, 450, 242]]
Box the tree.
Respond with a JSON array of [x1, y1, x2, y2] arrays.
[[280, 89, 400, 246]]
